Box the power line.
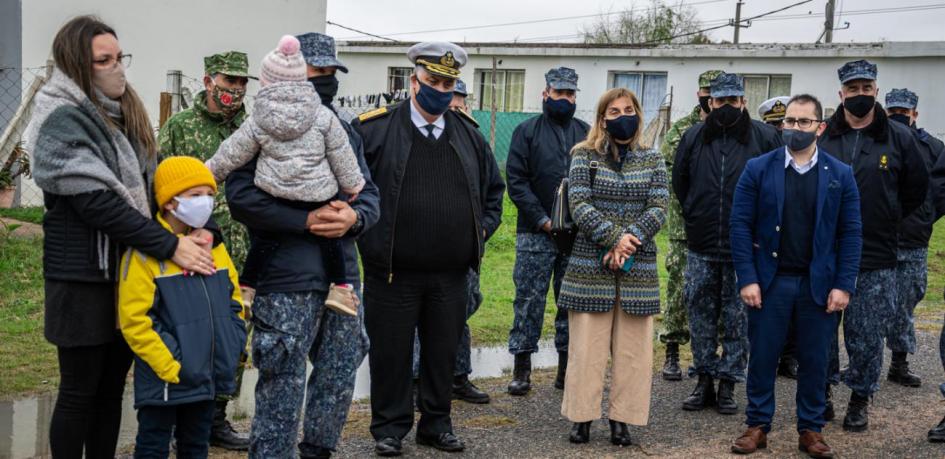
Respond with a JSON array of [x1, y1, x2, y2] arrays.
[[326, 20, 397, 42], [332, 0, 729, 40]]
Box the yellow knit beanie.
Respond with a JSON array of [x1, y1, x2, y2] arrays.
[[154, 156, 218, 207]]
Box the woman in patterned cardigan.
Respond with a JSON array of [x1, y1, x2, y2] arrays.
[[559, 88, 669, 446]]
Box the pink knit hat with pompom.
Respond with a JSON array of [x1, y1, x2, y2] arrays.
[[259, 35, 306, 86]]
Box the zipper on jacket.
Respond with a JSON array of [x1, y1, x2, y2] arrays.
[[199, 277, 215, 391], [164, 382, 169, 402], [718, 148, 726, 251]]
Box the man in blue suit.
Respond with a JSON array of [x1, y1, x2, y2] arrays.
[[728, 95, 862, 458]]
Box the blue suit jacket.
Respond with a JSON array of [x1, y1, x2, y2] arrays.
[[730, 147, 862, 305]]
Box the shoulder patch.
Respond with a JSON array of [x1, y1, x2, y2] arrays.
[[358, 106, 389, 123], [456, 109, 479, 127]]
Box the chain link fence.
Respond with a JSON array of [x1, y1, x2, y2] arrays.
[[0, 65, 52, 211]]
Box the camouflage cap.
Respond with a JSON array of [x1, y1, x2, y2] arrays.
[[710, 72, 744, 98], [296, 32, 348, 73], [838, 59, 877, 84], [885, 88, 918, 110], [204, 51, 256, 79], [545, 67, 579, 91], [698, 70, 724, 89], [454, 79, 469, 97]]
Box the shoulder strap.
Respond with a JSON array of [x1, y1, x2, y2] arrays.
[[587, 150, 599, 187]]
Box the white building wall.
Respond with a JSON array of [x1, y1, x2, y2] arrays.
[[338, 43, 945, 138]]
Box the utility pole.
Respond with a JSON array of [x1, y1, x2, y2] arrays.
[[733, 0, 743, 44], [824, 0, 836, 43]]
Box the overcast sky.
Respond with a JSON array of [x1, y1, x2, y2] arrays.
[[326, 0, 945, 44]]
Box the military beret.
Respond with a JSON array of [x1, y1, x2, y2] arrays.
[[838, 59, 877, 84], [297, 32, 348, 73], [885, 88, 918, 110], [545, 67, 579, 91], [407, 42, 467, 79]]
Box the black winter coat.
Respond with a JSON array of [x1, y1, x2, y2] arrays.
[[818, 105, 928, 270], [352, 101, 505, 279], [673, 112, 783, 257], [898, 127, 945, 248], [506, 114, 589, 233]]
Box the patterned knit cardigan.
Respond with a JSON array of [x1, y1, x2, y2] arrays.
[[558, 143, 669, 315]]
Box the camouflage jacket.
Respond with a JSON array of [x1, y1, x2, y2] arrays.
[[158, 91, 250, 269], [661, 105, 702, 240]]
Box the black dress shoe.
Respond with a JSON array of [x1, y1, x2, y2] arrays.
[[554, 351, 568, 389], [508, 353, 532, 396], [843, 392, 869, 432], [452, 375, 490, 404], [716, 379, 738, 415], [609, 420, 633, 446], [777, 356, 798, 379], [416, 432, 465, 452], [928, 415, 945, 442], [682, 374, 716, 411], [662, 343, 683, 381], [569, 421, 591, 444], [375, 437, 403, 457]]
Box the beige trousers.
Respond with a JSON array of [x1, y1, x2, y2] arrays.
[[561, 308, 654, 425]]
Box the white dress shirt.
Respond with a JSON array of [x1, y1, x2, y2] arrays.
[[784, 146, 819, 175], [410, 100, 445, 139]]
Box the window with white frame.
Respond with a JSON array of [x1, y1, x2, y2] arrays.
[[475, 69, 525, 112], [387, 67, 413, 93], [610, 72, 668, 124], [739, 74, 792, 117]]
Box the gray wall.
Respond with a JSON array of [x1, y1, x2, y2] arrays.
[[0, 0, 22, 134]]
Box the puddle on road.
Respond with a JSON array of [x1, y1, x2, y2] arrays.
[[0, 342, 559, 458]]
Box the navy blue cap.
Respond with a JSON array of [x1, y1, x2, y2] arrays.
[[454, 79, 469, 96], [545, 67, 579, 91], [838, 59, 877, 84], [297, 32, 348, 73], [885, 88, 918, 110], [710, 72, 744, 98]]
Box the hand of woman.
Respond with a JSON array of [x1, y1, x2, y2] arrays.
[[603, 249, 627, 271], [173, 235, 215, 275], [614, 234, 636, 257]]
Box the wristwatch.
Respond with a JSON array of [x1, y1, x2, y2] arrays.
[[349, 210, 364, 235]]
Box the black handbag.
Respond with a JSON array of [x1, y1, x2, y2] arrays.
[[550, 156, 598, 255]]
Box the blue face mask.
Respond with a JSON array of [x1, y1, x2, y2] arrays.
[[543, 97, 576, 123], [414, 79, 453, 116], [605, 115, 640, 142], [782, 128, 818, 152]]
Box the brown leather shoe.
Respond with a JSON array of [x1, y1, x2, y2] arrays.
[[731, 426, 767, 454], [798, 430, 834, 458]]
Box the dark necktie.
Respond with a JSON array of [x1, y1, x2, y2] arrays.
[[424, 124, 436, 140]]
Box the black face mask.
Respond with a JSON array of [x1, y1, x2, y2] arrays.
[[888, 113, 912, 127], [843, 94, 875, 118], [698, 95, 712, 114], [309, 75, 339, 107], [543, 97, 576, 123], [712, 104, 743, 127]]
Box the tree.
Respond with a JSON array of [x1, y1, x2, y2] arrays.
[[582, 0, 711, 45]]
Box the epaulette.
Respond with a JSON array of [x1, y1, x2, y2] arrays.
[[357, 106, 390, 123], [456, 109, 479, 128]]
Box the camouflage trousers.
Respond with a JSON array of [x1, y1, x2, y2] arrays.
[[886, 248, 928, 354], [413, 269, 483, 378], [249, 289, 369, 458], [828, 268, 897, 397], [508, 233, 569, 355], [213, 193, 250, 272], [659, 238, 690, 345], [685, 251, 747, 382]]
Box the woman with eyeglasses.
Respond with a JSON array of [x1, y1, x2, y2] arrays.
[[557, 87, 668, 446], [26, 15, 218, 457]]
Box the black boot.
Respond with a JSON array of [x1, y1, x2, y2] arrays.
[[887, 352, 922, 387], [682, 374, 716, 411], [609, 420, 632, 446], [554, 351, 568, 390], [777, 355, 798, 379], [716, 379, 738, 415], [928, 415, 945, 442], [209, 400, 250, 451], [508, 353, 532, 396], [824, 385, 835, 422], [452, 374, 490, 404], [569, 421, 591, 444], [662, 343, 682, 381], [301, 446, 333, 459], [843, 392, 870, 432]]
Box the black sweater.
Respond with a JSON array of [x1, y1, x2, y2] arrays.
[[392, 129, 476, 271], [778, 166, 818, 274]]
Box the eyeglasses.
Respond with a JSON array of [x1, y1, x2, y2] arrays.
[[781, 117, 822, 129], [92, 53, 133, 69]]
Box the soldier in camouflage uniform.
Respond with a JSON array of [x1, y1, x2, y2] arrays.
[[659, 69, 720, 381], [157, 51, 253, 450]]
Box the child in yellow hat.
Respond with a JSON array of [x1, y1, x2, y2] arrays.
[[118, 156, 247, 458]]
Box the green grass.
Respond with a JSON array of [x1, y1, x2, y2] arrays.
[[0, 235, 57, 398], [0, 206, 44, 225]]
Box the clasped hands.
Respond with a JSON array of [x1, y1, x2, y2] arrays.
[[602, 233, 641, 271]]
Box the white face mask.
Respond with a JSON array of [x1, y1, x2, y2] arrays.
[[171, 195, 214, 229], [93, 63, 127, 99]]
